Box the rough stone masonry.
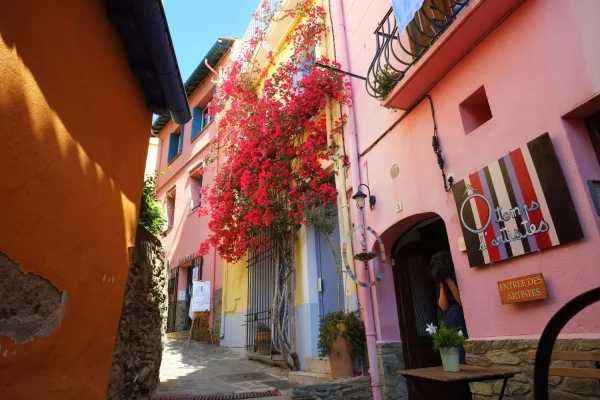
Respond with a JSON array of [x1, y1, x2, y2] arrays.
[[107, 226, 167, 400], [0, 251, 68, 344]]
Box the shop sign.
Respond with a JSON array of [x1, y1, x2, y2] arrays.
[[452, 133, 583, 267], [498, 273, 548, 304]]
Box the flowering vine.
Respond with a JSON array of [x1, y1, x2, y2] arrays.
[[197, 0, 350, 369]]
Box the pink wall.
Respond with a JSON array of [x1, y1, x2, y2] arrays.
[[156, 52, 230, 327], [338, 0, 600, 340]]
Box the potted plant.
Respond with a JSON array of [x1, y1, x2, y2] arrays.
[[374, 65, 400, 100], [426, 323, 465, 372], [256, 323, 271, 355], [317, 311, 366, 378]]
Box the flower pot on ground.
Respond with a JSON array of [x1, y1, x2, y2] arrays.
[[256, 323, 271, 355], [426, 323, 465, 372], [318, 311, 366, 378]]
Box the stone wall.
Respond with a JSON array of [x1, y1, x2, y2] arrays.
[[292, 376, 373, 400], [212, 288, 222, 344], [465, 338, 600, 399], [175, 300, 188, 332], [377, 342, 408, 400], [107, 226, 167, 400]]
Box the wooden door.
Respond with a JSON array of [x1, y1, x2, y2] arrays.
[[394, 242, 443, 399]]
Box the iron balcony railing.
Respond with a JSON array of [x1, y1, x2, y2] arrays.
[[242, 0, 282, 43], [366, 0, 470, 101]]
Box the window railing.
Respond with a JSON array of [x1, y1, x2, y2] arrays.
[[366, 0, 470, 100]]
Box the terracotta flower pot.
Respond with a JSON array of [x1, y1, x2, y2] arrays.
[[328, 321, 353, 378]]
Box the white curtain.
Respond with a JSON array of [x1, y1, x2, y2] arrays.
[[392, 0, 425, 33]]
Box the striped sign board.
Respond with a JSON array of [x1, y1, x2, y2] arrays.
[[452, 133, 583, 267]]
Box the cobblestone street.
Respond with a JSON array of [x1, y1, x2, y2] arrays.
[[154, 340, 295, 399]]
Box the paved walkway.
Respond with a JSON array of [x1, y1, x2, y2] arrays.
[[154, 339, 295, 399]]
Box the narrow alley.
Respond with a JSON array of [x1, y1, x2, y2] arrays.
[[155, 339, 294, 399]]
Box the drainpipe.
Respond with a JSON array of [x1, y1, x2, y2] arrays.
[[329, 1, 382, 399]]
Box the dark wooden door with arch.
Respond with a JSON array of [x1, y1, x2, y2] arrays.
[[392, 218, 453, 399]]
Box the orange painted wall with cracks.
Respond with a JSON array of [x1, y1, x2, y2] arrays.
[[0, 1, 151, 398]]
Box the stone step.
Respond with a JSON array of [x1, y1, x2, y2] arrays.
[[247, 353, 288, 368], [305, 357, 330, 374], [288, 371, 333, 386], [165, 330, 190, 340]]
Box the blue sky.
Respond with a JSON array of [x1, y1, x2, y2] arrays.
[[164, 0, 261, 81]]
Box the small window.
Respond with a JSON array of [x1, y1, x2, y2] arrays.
[[460, 86, 493, 134], [166, 189, 176, 229], [293, 46, 316, 87], [189, 170, 203, 211], [191, 99, 215, 141], [168, 127, 184, 163]]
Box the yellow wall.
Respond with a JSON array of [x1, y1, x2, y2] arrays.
[[0, 1, 151, 399], [223, 256, 249, 315]]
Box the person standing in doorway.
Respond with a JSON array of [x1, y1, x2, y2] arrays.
[[429, 251, 468, 363]]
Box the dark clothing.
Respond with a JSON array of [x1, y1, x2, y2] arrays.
[[437, 283, 468, 363]]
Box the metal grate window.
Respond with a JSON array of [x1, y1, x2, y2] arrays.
[[405, 252, 438, 337]]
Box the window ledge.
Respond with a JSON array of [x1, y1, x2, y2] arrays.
[[188, 206, 201, 216], [167, 152, 182, 165]]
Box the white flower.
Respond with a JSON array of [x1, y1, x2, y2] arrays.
[[425, 323, 438, 335], [458, 330, 464, 337]]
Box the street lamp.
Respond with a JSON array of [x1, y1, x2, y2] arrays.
[[352, 184, 376, 211]]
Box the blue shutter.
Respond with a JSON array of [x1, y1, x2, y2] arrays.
[[191, 107, 202, 140], [168, 133, 178, 162]]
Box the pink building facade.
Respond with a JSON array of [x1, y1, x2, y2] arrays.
[[332, 0, 600, 398], [153, 39, 234, 338]]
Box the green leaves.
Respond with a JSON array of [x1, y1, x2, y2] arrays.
[[317, 311, 366, 360], [428, 323, 465, 350], [139, 173, 166, 237]]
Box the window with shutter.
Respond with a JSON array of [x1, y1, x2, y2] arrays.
[[167, 132, 179, 163], [168, 128, 184, 163], [191, 107, 202, 141]]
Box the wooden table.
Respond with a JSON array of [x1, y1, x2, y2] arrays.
[[399, 365, 518, 400]]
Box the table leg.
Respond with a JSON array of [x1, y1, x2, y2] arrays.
[[497, 377, 508, 400], [407, 376, 429, 399]]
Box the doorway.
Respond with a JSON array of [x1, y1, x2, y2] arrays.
[[392, 216, 461, 399], [315, 213, 344, 316]]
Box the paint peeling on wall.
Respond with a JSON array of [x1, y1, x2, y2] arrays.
[[0, 252, 68, 344]]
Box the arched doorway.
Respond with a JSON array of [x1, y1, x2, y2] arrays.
[[391, 215, 462, 398]]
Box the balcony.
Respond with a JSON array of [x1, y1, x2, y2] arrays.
[[366, 0, 525, 109]]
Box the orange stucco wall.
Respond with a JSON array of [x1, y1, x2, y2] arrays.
[[0, 1, 151, 399]]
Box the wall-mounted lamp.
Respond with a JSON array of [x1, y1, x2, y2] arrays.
[[352, 184, 376, 211]]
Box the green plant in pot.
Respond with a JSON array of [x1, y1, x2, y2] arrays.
[[256, 323, 271, 355], [426, 322, 465, 372], [317, 311, 366, 377]]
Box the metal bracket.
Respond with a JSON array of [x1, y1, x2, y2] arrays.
[[315, 62, 367, 81]]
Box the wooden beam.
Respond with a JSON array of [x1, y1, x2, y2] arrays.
[[528, 351, 600, 362], [549, 367, 600, 379]]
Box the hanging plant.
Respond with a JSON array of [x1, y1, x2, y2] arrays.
[[196, 0, 351, 370], [374, 65, 400, 100]]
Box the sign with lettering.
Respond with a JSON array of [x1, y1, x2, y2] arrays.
[[452, 133, 583, 267], [189, 280, 210, 318], [498, 273, 548, 304]]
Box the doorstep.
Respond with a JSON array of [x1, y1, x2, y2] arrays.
[[288, 371, 334, 386]]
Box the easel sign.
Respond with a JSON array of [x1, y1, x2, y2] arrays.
[[188, 280, 210, 319], [188, 280, 211, 345]]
